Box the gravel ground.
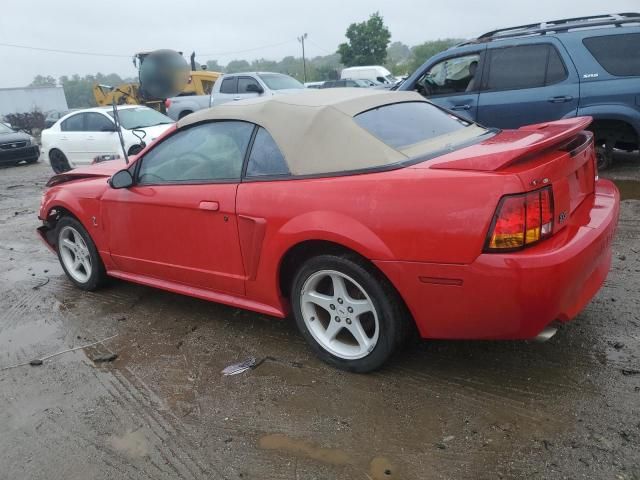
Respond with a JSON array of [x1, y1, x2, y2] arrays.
[[0, 155, 639, 480]]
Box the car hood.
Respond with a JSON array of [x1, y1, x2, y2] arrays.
[[0, 131, 31, 143], [270, 89, 306, 96], [131, 123, 174, 143], [46, 160, 125, 187]]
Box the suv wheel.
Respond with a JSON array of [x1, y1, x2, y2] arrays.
[[595, 143, 613, 171]]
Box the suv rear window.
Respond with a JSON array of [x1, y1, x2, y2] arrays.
[[583, 34, 640, 77], [354, 101, 483, 150]]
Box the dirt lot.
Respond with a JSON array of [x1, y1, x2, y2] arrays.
[[1, 157, 639, 480]]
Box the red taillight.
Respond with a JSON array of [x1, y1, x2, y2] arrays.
[[164, 98, 171, 109], [485, 187, 554, 252]]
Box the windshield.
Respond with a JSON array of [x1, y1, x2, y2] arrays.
[[354, 101, 488, 155], [258, 74, 304, 91], [0, 123, 15, 134], [107, 107, 173, 130]]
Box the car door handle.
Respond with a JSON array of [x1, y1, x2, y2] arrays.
[[233, 96, 242, 101], [199, 201, 220, 211], [451, 104, 471, 111], [548, 95, 573, 103]]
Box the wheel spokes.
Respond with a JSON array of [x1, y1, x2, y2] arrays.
[[323, 319, 343, 343], [302, 290, 334, 314], [347, 318, 373, 353], [330, 273, 349, 300], [300, 269, 380, 360]]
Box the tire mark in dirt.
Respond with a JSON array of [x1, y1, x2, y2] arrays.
[[378, 367, 548, 424], [111, 369, 226, 480], [85, 349, 226, 480], [44, 413, 156, 480], [89, 367, 195, 480]]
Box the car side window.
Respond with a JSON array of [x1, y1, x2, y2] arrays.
[[245, 127, 289, 177], [545, 47, 568, 85], [416, 53, 481, 97], [220, 77, 237, 94], [137, 121, 254, 184], [61, 113, 85, 132], [85, 113, 114, 132], [484, 44, 566, 91], [238, 77, 260, 93]]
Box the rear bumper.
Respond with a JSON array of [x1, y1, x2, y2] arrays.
[[375, 179, 620, 340]]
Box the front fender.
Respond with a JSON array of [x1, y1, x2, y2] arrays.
[[39, 182, 107, 251]]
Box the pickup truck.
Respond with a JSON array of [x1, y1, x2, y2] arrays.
[[165, 95, 211, 120], [210, 72, 304, 107]]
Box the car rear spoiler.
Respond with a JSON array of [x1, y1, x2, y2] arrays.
[[430, 116, 593, 172]]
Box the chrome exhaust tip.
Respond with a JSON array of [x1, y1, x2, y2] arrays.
[[534, 326, 558, 342]]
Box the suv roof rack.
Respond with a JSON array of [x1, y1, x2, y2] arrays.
[[461, 12, 640, 45]]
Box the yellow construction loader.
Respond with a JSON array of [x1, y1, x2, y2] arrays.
[[93, 52, 220, 111]]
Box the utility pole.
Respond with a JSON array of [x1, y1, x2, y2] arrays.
[[298, 33, 308, 83]]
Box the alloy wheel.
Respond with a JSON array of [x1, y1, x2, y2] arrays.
[[58, 226, 92, 283], [300, 270, 380, 360]]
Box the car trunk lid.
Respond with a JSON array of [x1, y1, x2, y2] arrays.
[[425, 117, 596, 231]]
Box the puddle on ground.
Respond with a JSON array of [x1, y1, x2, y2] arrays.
[[612, 179, 640, 200], [258, 433, 350, 466], [110, 429, 150, 459]]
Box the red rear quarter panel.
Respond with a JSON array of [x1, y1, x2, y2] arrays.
[[237, 166, 523, 308]]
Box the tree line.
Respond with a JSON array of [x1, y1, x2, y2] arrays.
[[28, 12, 460, 109]]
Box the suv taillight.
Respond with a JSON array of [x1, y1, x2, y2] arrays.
[[484, 186, 554, 252], [164, 99, 171, 109]]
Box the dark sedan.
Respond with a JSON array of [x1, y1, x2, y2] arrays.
[[0, 123, 40, 166]]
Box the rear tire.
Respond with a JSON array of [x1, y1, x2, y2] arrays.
[[56, 216, 107, 291], [178, 110, 193, 120], [49, 149, 71, 173], [291, 254, 410, 372], [596, 143, 613, 171]]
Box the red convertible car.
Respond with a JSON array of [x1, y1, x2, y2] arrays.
[[38, 89, 620, 372]]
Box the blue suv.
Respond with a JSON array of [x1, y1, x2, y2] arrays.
[[399, 13, 640, 168]]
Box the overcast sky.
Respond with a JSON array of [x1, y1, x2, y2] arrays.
[[1, 0, 637, 88]]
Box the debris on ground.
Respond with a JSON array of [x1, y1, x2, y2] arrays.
[[621, 369, 640, 376], [0, 334, 119, 371], [92, 353, 118, 363], [222, 357, 257, 376], [32, 277, 49, 290]]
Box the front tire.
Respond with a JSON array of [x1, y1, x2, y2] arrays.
[[56, 216, 107, 291], [291, 254, 410, 372]]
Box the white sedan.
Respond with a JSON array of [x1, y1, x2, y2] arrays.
[[42, 105, 174, 173]]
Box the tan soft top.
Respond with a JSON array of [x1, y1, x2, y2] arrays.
[[178, 89, 426, 175]]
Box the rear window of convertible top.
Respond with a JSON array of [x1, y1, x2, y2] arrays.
[[354, 101, 488, 154]]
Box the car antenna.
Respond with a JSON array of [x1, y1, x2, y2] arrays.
[[99, 84, 130, 165]]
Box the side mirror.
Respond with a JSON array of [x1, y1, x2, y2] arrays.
[[246, 83, 264, 94], [109, 169, 134, 189]]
